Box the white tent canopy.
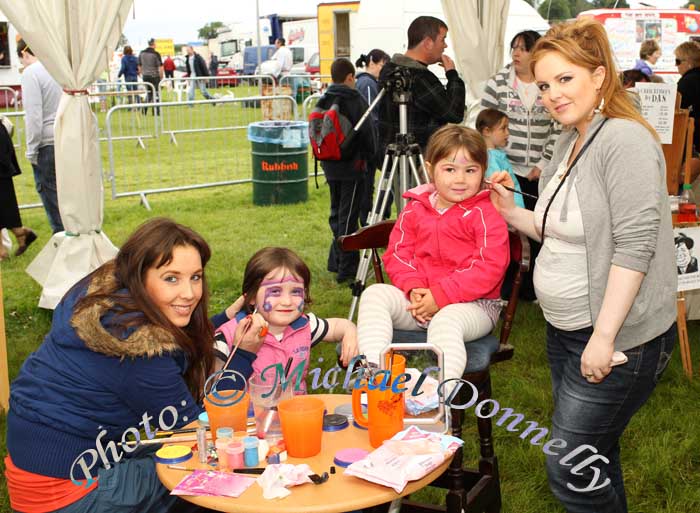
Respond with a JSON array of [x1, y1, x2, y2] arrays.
[[0, 0, 132, 308], [441, 0, 510, 100]]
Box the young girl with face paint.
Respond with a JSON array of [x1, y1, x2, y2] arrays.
[[356, 124, 510, 383], [215, 247, 358, 393]]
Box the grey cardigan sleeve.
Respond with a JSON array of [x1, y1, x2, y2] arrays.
[[601, 121, 664, 274]]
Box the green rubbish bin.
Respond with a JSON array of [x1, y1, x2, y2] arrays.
[[248, 121, 309, 206]]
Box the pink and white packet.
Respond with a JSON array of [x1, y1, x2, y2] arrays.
[[171, 470, 256, 498], [344, 426, 463, 493]]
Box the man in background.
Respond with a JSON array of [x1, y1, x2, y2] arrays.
[[272, 38, 293, 76], [377, 16, 465, 152], [163, 55, 176, 79], [209, 54, 219, 88], [17, 39, 64, 233], [185, 45, 215, 102], [138, 38, 162, 114], [376, 16, 465, 215]]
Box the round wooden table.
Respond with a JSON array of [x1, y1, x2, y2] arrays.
[[156, 394, 452, 513]]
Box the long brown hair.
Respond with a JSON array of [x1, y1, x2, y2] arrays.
[[530, 18, 658, 140], [75, 218, 214, 398], [241, 247, 312, 313]]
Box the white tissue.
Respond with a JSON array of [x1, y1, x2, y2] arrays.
[[256, 463, 313, 499]]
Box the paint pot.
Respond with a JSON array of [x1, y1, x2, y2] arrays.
[[333, 448, 369, 468], [336, 402, 368, 429], [216, 427, 234, 441], [257, 439, 270, 461], [215, 439, 231, 470], [154, 445, 193, 465], [323, 413, 349, 432], [226, 441, 245, 469], [243, 436, 260, 467]]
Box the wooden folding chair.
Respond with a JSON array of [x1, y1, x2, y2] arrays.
[[662, 107, 690, 195], [339, 221, 530, 513]]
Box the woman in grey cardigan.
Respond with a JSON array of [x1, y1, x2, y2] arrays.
[[489, 19, 676, 513]]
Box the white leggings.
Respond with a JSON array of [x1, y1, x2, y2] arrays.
[[357, 283, 495, 382]]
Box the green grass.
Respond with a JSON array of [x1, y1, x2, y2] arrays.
[[2, 99, 700, 512]]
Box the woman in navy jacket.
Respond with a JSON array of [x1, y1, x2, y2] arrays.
[[118, 45, 139, 103], [5, 218, 266, 513]]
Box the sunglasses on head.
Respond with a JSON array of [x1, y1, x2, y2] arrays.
[[676, 58, 684, 65]]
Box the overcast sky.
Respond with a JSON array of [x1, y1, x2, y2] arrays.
[[123, 0, 690, 49], [122, 0, 320, 49]]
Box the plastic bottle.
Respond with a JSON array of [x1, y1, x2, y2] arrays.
[[679, 184, 698, 223]]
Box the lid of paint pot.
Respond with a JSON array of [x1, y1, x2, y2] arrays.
[[333, 448, 369, 468], [154, 445, 193, 465], [323, 413, 349, 432]]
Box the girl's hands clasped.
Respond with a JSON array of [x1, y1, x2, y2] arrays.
[[407, 287, 439, 323]]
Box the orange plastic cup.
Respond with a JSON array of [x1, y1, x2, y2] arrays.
[[352, 354, 406, 447], [278, 396, 325, 457], [204, 390, 250, 444]]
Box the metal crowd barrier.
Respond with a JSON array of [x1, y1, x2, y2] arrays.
[[105, 96, 297, 208], [157, 75, 276, 142], [87, 81, 158, 148], [87, 81, 155, 111], [157, 75, 275, 104], [301, 93, 322, 120]]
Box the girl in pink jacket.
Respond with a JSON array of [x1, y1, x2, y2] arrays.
[[357, 124, 510, 382], [215, 247, 358, 393]]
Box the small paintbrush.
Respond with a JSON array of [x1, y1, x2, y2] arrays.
[[260, 356, 294, 435], [484, 179, 538, 200]]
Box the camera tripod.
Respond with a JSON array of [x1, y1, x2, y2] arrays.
[[344, 84, 429, 321]]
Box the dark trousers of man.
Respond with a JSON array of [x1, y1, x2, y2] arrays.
[[327, 179, 364, 282], [501, 175, 540, 301], [142, 75, 160, 115], [164, 70, 174, 79], [31, 145, 64, 233]]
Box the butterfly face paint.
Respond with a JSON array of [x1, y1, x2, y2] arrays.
[[255, 269, 306, 334]]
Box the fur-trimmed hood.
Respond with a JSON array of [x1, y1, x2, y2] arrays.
[[70, 267, 181, 359]]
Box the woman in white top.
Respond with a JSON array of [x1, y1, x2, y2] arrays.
[[489, 19, 676, 513]]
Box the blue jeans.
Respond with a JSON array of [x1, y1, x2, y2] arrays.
[[545, 322, 675, 513], [30, 447, 203, 513], [31, 145, 64, 233], [187, 80, 214, 102]]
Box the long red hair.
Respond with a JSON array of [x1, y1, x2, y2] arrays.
[[531, 18, 658, 140]]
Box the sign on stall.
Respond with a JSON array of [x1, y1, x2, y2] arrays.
[[155, 39, 175, 57], [637, 82, 676, 144], [675, 226, 700, 292]]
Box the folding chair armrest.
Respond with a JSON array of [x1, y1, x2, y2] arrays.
[[518, 231, 531, 273], [338, 220, 395, 252]]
